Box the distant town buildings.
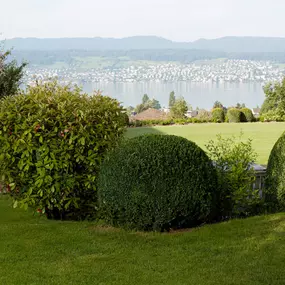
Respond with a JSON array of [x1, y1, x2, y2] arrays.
[[23, 60, 285, 85]]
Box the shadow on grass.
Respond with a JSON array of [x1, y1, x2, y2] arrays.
[[126, 126, 166, 139]]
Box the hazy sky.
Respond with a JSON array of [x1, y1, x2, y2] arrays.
[[1, 0, 285, 41]]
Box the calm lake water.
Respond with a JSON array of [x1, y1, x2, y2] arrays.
[[81, 81, 265, 109]]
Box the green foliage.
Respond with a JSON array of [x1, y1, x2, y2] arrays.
[[266, 134, 285, 210], [135, 95, 161, 113], [234, 103, 246, 109], [241, 108, 255, 122], [149, 98, 161, 110], [227, 108, 242, 123], [173, 118, 192, 125], [206, 133, 259, 217], [142, 94, 149, 105], [98, 135, 218, 231], [0, 81, 126, 219], [260, 98, 274, 115], [213, 101, 223, 109], [128, 117, 220, 127], [197, 109, 213, 122], [134, 103, 147, 114], [170, 97, 188, 119], [129, 119, 174, 127], [262, 110, 285, 122], [126, 106, 135, 116], [169, 91, 176, 108], [261, 78, 285, 116], [212, 108, 225, 123], [0, 49, 27, 98]]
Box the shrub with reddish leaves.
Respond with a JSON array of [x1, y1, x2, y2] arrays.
[[0, 81, 127, 220]]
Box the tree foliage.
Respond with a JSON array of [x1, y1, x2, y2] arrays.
[[169, 91, 176, 108], [170, 97, 188, 119], [0, 49, 27, 98], [261, 78, 285, 117], [149, 98, 161, 110], [135, 94, 161, 113], [142, 94, 149, 105], [213, 101, 223, 109], [126, 106, 135, 116], [0, 81, 126, 219]]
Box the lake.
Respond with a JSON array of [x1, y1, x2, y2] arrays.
[[81, 81, 265, 109]]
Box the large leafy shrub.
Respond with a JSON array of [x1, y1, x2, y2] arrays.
[[98, 134, 218, 231], [0, 81, 126, 219], [206, 133, 259, 217], [212, 108, 225, 123], [227, 108, 242, 123], [265, 134, 285, 210], [241, 108, 255, 122]]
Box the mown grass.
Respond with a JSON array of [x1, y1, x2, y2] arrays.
[[127, 122, 285, 164], [1, 195, 285, 285]]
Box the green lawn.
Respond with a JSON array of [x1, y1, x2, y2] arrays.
[[1, 195, 285, 284], [127, 123, 285, 164]]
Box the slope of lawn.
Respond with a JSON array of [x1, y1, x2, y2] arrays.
[[127, 122, 285, 164], [1, 195, 285, 285]]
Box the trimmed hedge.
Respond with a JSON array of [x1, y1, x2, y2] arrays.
[[98, 134, 218, 231], [128, 118, 213, 127], [212, 108, 225, 123], [227, 108, 242, 123], [241, 108, 255, 122], [0, 81, 126, 219], [265, 134, 285, 209]]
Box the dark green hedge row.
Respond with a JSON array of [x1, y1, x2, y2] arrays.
[[129, 115, 258, 127], [129, 118, 213, 127]]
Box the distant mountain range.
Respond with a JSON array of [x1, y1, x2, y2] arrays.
[[4, 36, 285, 53]]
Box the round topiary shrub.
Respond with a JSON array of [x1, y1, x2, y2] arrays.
[[227, 108, 242, 123], [241, 108, 255, 122], [265, 134, 285, 209], [0, 81, 127, 219], [212, 108, 225, 123], [98, 134, 218, 231]]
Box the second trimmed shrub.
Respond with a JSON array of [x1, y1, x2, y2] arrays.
[[227, 108, 242, 123], [212, 108, 225, 123]]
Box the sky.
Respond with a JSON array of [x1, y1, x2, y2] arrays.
[[1, 0, 285, 42]]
